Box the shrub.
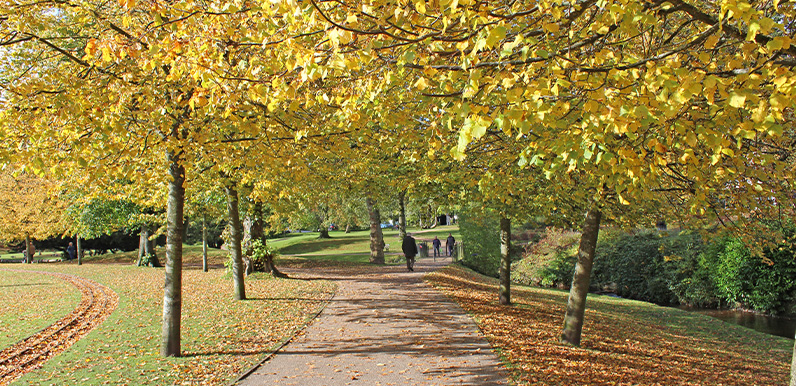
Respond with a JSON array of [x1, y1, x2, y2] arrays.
[[458, 209, 501, 277], [512, 228, 580, 287]]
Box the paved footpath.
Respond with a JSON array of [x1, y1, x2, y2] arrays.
[[238, 257, 508, 385]]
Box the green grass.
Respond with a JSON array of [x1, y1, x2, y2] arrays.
[[269, 225, 461, 263], [0, 270, 82, 348], [9, 264, 335, 385]]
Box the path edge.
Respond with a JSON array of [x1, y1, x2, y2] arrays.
[[230, 285, 338, 385]]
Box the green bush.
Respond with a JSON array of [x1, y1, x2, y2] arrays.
[[518, 225, 796, 314], [458, 210, 501, 277], [592, 231, 703, 305], [512, 228, 579, 287], [710, 237, 796, 314]]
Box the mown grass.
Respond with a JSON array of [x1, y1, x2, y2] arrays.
[[74, 225, 462, 267], [0, 270, 82, 348], [9, 264, 335, 385], [426, 264, 791, 385]]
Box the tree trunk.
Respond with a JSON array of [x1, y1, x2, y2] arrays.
[[202, 214, 208, 273], [225, 184, 246, 301], [137, 227, 146, 266], [366, 196, 385, 264], [345, 224, 351, 233], [790, 337, 796, 386], [25, 234, 32, 264], [398, 189, 407, 240], [145, 225, 162, 267], [318, 228, 331, 239], [138, 225, 162, 267], [560, 209, 602, 346], [76, 236, 83, 266], [161, 157, 185, 358], [499, 216, 512, 306], [251, 202, 284, 276]]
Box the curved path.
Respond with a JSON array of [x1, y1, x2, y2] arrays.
[[238, 257, 508, 385], [0, 270, 118, 386]]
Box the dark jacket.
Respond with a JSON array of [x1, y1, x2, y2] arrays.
[[402, 236, 418, 258], [446, 235, 455, 247]]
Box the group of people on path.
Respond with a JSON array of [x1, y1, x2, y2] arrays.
[[401, 233, 456, 272]]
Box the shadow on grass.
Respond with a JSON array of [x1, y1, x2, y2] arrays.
[[278, 237, 366, 255], [0, 282, 53, 288]]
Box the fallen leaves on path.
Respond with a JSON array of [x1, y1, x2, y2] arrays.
[[426, 265, 790, 385]]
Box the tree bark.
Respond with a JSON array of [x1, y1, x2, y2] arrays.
[[345, 224, 351, 233], [76, 236, 82, 266], [251, 201, 284, 276], [25, 234, 32, 264], [398, 189, 407, 240], [161, 157, 185, 358], [138, 225, 162, 267], [791, 336, 796, 386], [202, 214, 208, 273], [318, 228, 331, 238], [560, 209, 602, 346], [225, 184, 246, 301], [499, 216, 512, 306], [137, 227, 146, 266], [366, 196, 385, 264]]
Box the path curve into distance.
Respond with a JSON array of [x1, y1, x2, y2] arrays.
[[0, 269, 118, 386], [239, 257, 508, 385]]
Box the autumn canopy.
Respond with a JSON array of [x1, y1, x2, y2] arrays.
[[1, 0, 795, 379]]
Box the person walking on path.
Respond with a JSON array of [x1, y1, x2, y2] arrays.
[[446, 233, 456, 256], [432, 236, 441, 257], [402, 234, 418, 272], [67, 242, 76, 261]]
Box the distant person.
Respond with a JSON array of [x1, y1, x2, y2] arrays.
[[432, 236, 441, 257], [67, 242, 76, 261], [402, 234, 418, 272], [446, 233, 455, 256]]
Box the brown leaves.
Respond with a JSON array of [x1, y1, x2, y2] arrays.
[[426, 265, 791, 385]]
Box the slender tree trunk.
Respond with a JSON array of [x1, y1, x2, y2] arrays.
[[25, 234, 32, 264], [77, 236, 82, 266], [137, 227, 146, 266], [161, 157, 185, 358], [202, 214, 208, 273], [398, 190, 407, 240], [366, 196, 385, 264], [499, 216, 512, 306], [560, 209, 602, 346], [345, 224, 351, 233], [225, 184, 246, 301], [790, 337, 796, 386]]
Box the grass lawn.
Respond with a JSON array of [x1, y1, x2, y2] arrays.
[[75, 225, 462, 267], [7, 264, 335, 385], [0, 270, 82, 348], [426, 264, 791, 385], [270, 225, 460, 259]]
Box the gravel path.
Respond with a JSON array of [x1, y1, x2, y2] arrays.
[[238, 257, 508, 385]]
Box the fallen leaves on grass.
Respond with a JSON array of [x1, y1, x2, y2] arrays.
[[9, 265, 335, 385], [426, 265, 791, 385], [0, 270, 82, 349]]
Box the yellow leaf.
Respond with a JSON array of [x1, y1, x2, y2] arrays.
[[414, 77, 429, 91], [728, 92, 746, 108], [704, 35, 719, 49]]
